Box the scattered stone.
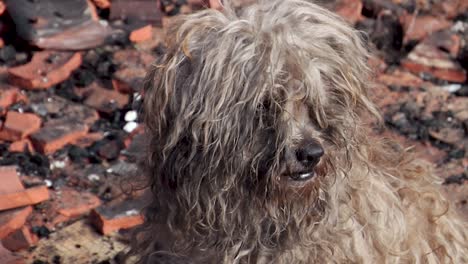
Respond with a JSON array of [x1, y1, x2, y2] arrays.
[[8, 52, 82, 90], [97, 139, 125, 160], [90, 198, 144, 235], [123, 122, 139, 133], [124, 110, 138, 122], [0, 111, 42, 142]]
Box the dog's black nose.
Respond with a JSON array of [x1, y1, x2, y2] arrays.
[[295, 142, 324, 168]]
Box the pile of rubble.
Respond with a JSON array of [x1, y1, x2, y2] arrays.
[[0, 0, 466, 263]]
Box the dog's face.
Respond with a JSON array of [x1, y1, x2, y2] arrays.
[[143, 0, 380, 253]]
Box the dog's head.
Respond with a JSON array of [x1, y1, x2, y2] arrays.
[[142, 0, 380, 256]]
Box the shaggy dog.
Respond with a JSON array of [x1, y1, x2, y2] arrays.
[[134, 0, 468, 263]]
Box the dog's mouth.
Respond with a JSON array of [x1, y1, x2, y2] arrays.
[[285, 170, 315, 181]]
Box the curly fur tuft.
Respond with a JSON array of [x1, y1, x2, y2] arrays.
[[132, 0, 468, 263]]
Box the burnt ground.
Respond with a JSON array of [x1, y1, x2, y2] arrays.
[[0, 0, 467, 263]]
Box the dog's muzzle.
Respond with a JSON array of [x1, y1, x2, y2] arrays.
[[286, 141, 324, 181]]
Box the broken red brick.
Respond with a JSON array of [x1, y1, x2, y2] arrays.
[[27, 188, 102, 229], [129, 25, 153, 43], [81, 82, 129, 114], [1, 227, 37, 252], [400, 14, 452, 43], [110, 0, 162, 25], [92, 0, 111, 9], [377, 69, 425, 89], [5, 0, 112, 50], [30, 123, 89, 155], [70, 132, 104, 148], [0, 207, 32, 239], [433, 0, 468, 19], [428, 127, 465, 145], [0, 185, 49, 211], [8, 52, 82, 90], [113, 49, 155, 67], [0, 86, 28, 115], [90, 198, 144, 235], [54, 188, 101, 224], [401, 43, 467, 83], [0, 111, 42, 141], [334, 0, 363, 25], [8, 139, 34, 153], [0, 243, 25, 264], [32, 95, 99, 126], [112, 67, 147, 93], [0, 1, 5, 16], [0, 166, 24, 195], [424, 30, 461, 58]]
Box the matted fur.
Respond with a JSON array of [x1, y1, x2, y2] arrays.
[[133, 0, 468, 263]]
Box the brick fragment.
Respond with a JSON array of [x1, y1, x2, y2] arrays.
[[5, 0, 112, 50], [8, 139, 34, 153], [55, 188, 101, 222], [433, 0, 468, 19], [400, 14, 452, 43], [0, 86, 27, 112], [70, 132, 104, 148], [0, 1, 5, 16], [0, 111, 42, 141], [30, 122, 89, 155], [377, 69, 426, 89], [8, 52, 82, 90], [334, 0, 363, 25], [0, 243, 25, 264], [112, 67, 147, 93], [110, 0, 162, 25], [1, 227, 37, 252], [111, 50, 153, 93], [28, 188, 101, 229], [90, 198, 144, 235], [29, 96, 98, 154], [81, 82, 129, 114], [129, 25, 153, 43], [92, 0, 111, 9], [0, 207, 32, 239], [0, 166, 24, 195], [424, 30, 461, 58], [0, 186, 49, 211], [401, 43, 466, 83]]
